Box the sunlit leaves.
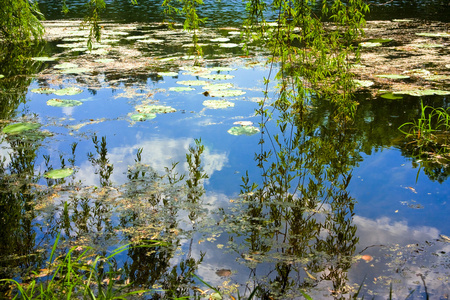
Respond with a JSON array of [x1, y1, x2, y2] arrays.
[[44, 168, 74, 179], [227, 125, 259, 136], [47, 99, 83, 107], [2, 122, 41, 135], [202, 100, 234, 109]]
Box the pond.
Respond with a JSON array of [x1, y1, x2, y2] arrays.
[[1, 1, 450, 299]]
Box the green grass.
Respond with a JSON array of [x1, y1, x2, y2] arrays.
[[399, 101, 450, 159], [1, 234, 166, 299]]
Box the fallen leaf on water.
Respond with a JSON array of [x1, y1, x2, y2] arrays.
[[406, 186, 417, 193], [215, 269, 232, 277], [439, 234, 450, 242], [361, 255, 373, 262], [303, 268, 317, 280]]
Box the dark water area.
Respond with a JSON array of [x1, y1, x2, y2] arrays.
[[1, 0, 450, 299], [37, 0, 450, 24]]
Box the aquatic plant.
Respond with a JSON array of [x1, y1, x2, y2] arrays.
[[0, 234, 163, 299], [399, 101, 450, 161]]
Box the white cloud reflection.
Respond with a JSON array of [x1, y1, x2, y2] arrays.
[[75, 136, 228, 186]]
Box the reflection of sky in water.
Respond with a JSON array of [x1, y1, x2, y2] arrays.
[[16, 56, 450, 297]]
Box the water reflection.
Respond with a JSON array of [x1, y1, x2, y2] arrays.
[[37, 0, 450, 24]]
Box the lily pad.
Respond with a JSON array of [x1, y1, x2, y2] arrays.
[[209, 89, 246, 97], [415, 32, 450, 38], [413, 43, 444, 48], [227, 125, 260, 136], [379, 92, 403, 100], [169, 86, 195, 92], [375, 74, 410, 79], [54, 63, 79, 69], [31, 56, 58, 62], [137, 38, 164, 44], [31, 87, 57, 94], [359, 42, 382, 47], [137, 105, 176, 114], [210, 37, 230, 42], [176, 80, 209, 86], [44, 168, 74, 179], [202, 83, 234, 90], [203, 100, 235, 109], [47, 99, 83, 107], [2, 122, 41, 135], [392, 19, 413, 22], [353, 80, 374, 88], [56, 42, 85, 48], [393, 89, 450, 97], [219, 43, 240, 48], [404, 69, 431, 77], [130, 113, 157, 121], [157, 71, 178, 77], [200, 74, 235, 80], [54, 87, 83, 96], [423, 75, 450, 81]]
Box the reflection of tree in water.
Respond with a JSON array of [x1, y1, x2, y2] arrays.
[[0, 130, 46, 291], [222, 94, 362, 298], [0, 43, 47, 120], [118, 140, 208, 298], [0, 43, 51, 290]]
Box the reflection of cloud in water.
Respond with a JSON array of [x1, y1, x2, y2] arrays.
[[75, 136, 228, 186], [194, 205, 450, 298], [354, 215, 439, 247], [0, 140, 12, 166], [62, 106, 75, 116], [351, 216, 449, 299]]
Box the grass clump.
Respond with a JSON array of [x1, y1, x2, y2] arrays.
[[399, 101, 450, 162], [1, 234, 165, 299]]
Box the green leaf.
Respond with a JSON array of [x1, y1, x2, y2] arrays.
[[227, 126, 260, 136], [54, 87, 83, 96], [157, 71, 178, 77], [379, 92, 403, 100], [375, 74, 410, 79], [415, 32, 450, 38], [2, 122, 41, 135], [31, 56, 58, 61], [31, 87, 57, 94], [203, 100, 235, 109], [44, 168, 74, 179], [209, 89, 245, 97], [359, 42, 382, 47], [393, 89, 450, 97], [47, 99, 83, 107], [130, 113, 157, 121]]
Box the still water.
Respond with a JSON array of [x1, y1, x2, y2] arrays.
[[1, 1, 450, 299]]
